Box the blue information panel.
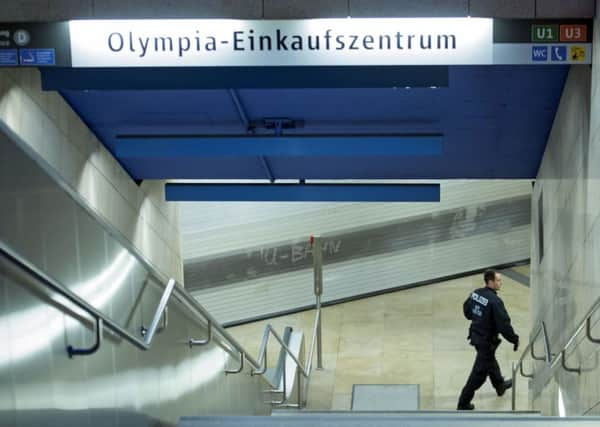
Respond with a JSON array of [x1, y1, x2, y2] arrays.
[[0, 49, 18, 66], [19, 48, 55, 66]]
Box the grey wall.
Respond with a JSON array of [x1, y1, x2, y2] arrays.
[[183, 181, 532, 324], [0, 133, 271, 427], [529, 18, 600, 414], [0, 0, 594, 20], [0, 68, 183, 286]]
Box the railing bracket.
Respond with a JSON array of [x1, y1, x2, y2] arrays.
[[586, 318, 600, 344], [561, 350, 581, 374], [226, 351, 245, 374], [530, 344, 546, 361], [189, 322, 212, 347], [67, 317, 103, 358], [519, 361, 534, 378]]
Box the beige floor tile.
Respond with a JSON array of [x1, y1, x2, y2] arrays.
[[420, 394, 434, 410], [383, 316, 433, 353], [306, 390, 333, 410], [382, 361, 434, 390], [513, 265, 531, 277], [341, 298, 385, 323], [433, 319, 471, 351], [338, 335, 384, 358], [334, 356, 384, 395], [331, 393, 352, 410], [383, 288, 433, 316], [339, 318, 384, 334]]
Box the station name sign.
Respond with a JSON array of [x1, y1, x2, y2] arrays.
[[0, 18, 593, 67], [69, 19, 493, 67]]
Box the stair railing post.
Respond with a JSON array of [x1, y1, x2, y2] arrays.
[[312, 235, 324, 370], [511, 361, 517, 410]]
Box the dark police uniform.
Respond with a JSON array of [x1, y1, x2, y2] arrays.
[[457, 286, 519, 409]]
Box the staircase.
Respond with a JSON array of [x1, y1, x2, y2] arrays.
[[179, 412, 600, 427]]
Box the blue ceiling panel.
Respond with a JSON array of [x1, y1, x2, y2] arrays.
[[166, 183, 441, 202], [57, 65, 569, 181], [121, 157, 269, 180]]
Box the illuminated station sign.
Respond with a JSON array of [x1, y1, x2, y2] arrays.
[[0, 18, 592, 67]]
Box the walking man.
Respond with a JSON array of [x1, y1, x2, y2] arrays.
[[457, 269, 520, 410]]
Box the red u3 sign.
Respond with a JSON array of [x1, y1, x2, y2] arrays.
[[560, 25, 587, 42]]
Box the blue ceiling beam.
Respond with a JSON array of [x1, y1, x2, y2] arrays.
[[41, 66, 448, 90], [166, 183, 440, 202], [115, 135, 443, 158]]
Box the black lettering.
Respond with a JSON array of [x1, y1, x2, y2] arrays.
[[308, 35, 320, 50], [196, 30, 201, 50], [291, 35, 303, 50], [259, 35, 272, 50], [248, 30, 255, 50], [129, 31, 134, 52], [437, 34, 456, 49], [206, 36, 216, 51], [276, 29, 288, 50], [335, 35, 345, 50], [155, 36, 173, 51], [349, 35, 359, 50], [395, 32, 404, 49], [363, 35, 374, 50], [108, 32, 124, 52], [178, 37, 190, 57], [408, 34, 415, 49], [138, 37, 149, 57], [379, 34, 391, 49], [324, 29, 332, 50], [233, 31, 244, 50], [420, 35, 432, 49]]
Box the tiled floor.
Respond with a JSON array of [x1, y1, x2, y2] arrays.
[[229, 267, 531, 411]]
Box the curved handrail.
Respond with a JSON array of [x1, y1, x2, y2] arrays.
[[512, 295, 600, 410]]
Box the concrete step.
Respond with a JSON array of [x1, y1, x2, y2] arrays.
[[179, 415, 600, 427], [272, 409, 542, 417]]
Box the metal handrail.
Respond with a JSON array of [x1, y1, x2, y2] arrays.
[[0, 241, 173, 353], [511, 322, 550, 409], [168, 284, 263, 372], [0, 240, 266, 372], [512, 295, 600, 410], [1, 236, 323, 400], [251, 306, 321, 404]]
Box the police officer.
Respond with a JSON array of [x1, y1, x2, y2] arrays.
[[457, 269, 519, 410]]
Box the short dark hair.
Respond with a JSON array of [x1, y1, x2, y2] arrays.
[[484, 269, 497, 285]]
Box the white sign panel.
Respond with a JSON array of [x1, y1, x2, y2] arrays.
[[69, 18, 494, 67]]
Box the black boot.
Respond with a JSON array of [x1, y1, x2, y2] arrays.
[[496, 379, 513, 396], [457, 403, 475, 410]]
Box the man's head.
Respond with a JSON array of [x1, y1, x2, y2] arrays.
[[484, 269, 502, 290]]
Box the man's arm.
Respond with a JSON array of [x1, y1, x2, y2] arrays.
[[463, 296, 473, 320], [493, 299, 519, 344]]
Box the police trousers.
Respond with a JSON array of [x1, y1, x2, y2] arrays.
[[458, 340, 504, 407]]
